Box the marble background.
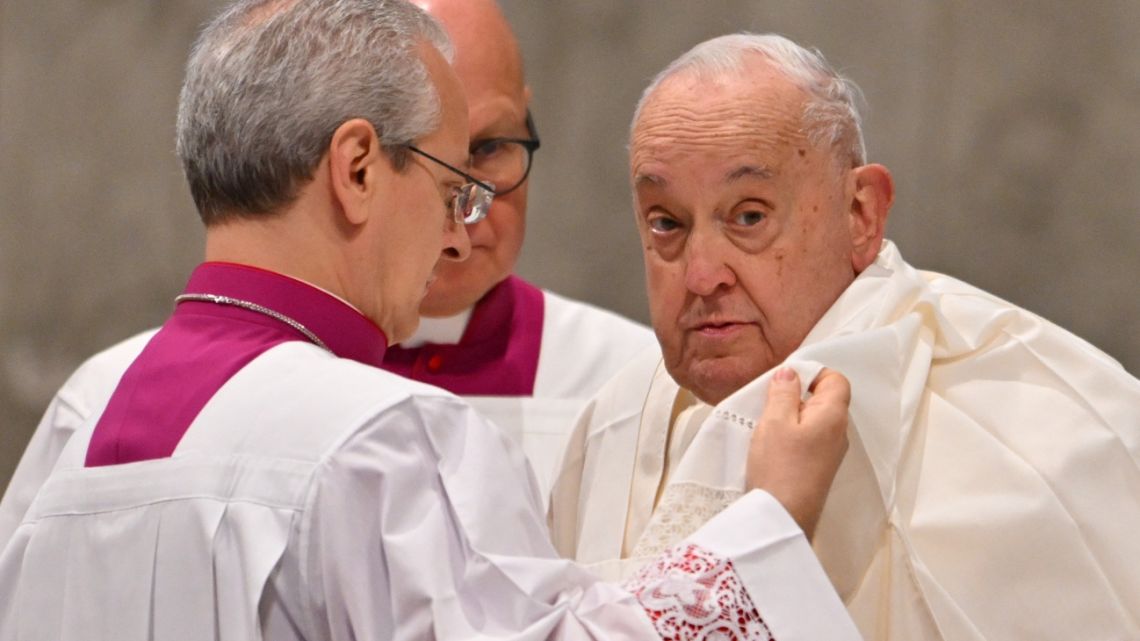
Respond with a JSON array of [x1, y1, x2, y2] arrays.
[[2, 0, 1137, 489]]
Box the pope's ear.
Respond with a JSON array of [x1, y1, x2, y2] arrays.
[[847, 163, 894, 273], [328, 118, 385, 225]]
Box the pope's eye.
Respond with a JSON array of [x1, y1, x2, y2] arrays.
[[732, 210, 766, 226], [647, 215, 681, 233]]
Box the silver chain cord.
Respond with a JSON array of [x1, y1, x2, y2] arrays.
[[174, 293, 333, 354]]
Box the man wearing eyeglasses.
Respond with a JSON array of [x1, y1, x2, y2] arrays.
[[0, 2, 863, 638], [0, 0, 648, 542], [386, 0, 658, 496]]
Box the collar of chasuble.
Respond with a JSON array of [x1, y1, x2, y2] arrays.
[[381, 275, 545, 396], [85, 262, 388, 467]]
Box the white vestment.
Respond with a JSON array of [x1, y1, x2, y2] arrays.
[[386, 285, 656, 497], [0, 290, 654, 546], [0, 342, 856, 640], [464, 290, 656, 495], [0, 330, 157, 545], [551, 241, 1140, 640]]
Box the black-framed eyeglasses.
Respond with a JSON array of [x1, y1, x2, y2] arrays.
[[405, 145, 496, 225], [467, 110, 541, 196]]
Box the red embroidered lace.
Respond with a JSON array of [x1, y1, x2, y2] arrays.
[[623, 543, 775, 641]]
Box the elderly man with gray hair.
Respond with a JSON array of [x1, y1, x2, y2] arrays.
[[0, 3, 867, 640], [551, 33, 1140, 641]]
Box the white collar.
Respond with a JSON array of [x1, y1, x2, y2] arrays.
[[400, 307, 475, 347]]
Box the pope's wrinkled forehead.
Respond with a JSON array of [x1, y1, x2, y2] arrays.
[[630, 63, 809, 184]]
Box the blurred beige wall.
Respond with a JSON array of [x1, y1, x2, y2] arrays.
[[2, 1, 1138, 490]]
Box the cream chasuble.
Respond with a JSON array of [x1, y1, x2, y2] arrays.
[[550, 241, 1140, 640]]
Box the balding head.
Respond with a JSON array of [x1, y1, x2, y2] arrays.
[[413, 0, 527, 111], [632, 33, 866, 171], [409, 0, 536, 318]]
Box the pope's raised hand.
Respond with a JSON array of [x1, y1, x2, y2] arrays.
[[745, 367, 851, 540]]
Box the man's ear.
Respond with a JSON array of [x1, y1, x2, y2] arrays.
[[328, 118, 385, 226], [847, 163, 894, 273]]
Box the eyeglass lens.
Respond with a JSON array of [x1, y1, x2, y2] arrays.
[[455, 181, 495, 224], [469, 141, 533, 195]]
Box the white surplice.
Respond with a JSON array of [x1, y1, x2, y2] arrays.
[[551, 241, 1140, 640], [0, 329, 157, 546], [0, 291, 654, 547], [0, 342, 857, 641], [396, 288, 657, 496]]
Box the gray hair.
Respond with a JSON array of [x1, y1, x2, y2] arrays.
[[176, 0, 452, 224], [632, 33, 866, 167]]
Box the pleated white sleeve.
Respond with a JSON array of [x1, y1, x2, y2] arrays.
[[295, 395, 858, 641], [0, 345, 856, 641]]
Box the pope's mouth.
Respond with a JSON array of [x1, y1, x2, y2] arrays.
[[691, 321, 751, 337]]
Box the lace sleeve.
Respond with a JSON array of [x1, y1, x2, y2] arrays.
[[622, 542, 776, 641]]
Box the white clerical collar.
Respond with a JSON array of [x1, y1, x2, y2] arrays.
[[400, 307, 475, 347]]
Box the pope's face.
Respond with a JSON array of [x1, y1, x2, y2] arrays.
[[631, 66, 859, 404]]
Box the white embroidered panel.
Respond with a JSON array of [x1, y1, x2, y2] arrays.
[[630, 482, 743, 560], [623, 542, 775, 641]]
